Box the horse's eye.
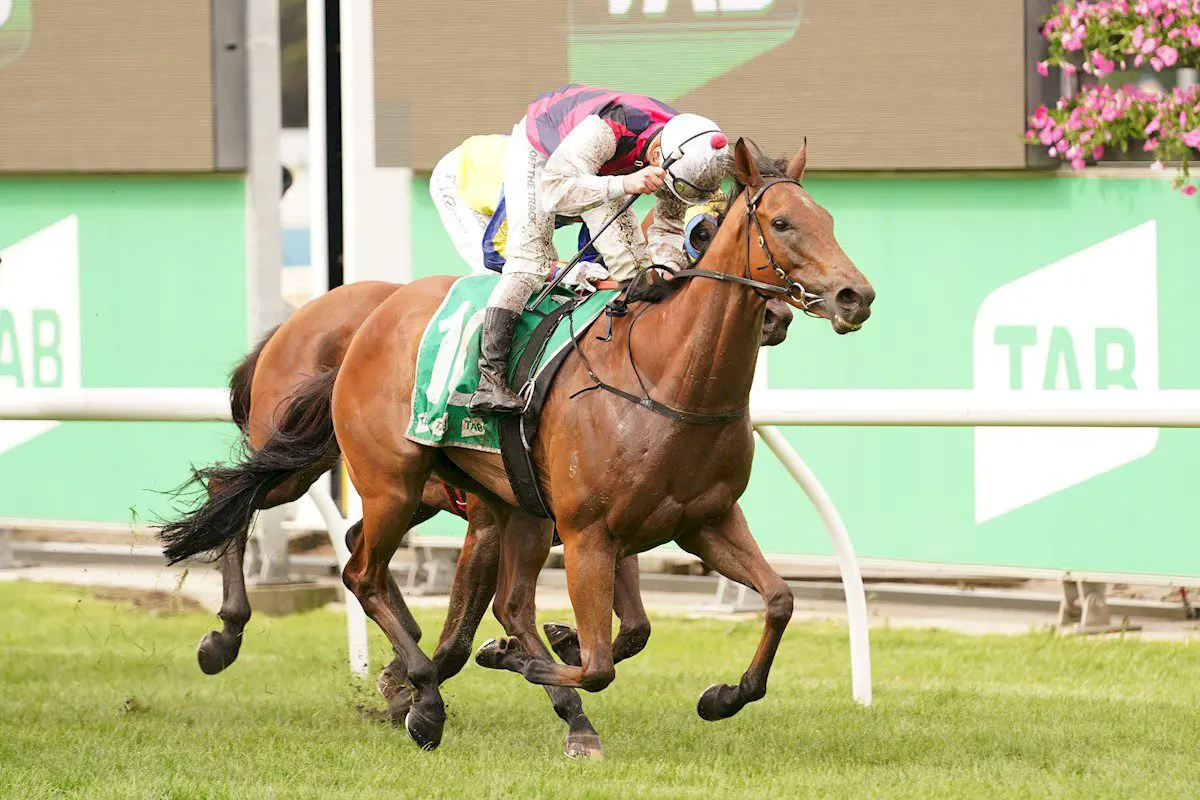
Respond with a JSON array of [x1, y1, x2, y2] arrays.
[[771, 218, 790, 232]]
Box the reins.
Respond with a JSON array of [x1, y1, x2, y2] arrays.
[[566, 177, 818, 425]]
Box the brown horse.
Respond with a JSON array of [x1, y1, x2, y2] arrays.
[[158, 158, 808, 755], [318, 138, 873, 752]]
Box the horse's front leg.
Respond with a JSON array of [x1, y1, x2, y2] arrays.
[[544, 554, 650, 667], [676, 504, 794, 720], [476, 525, 617, 693], [487, 510, 605, 759]]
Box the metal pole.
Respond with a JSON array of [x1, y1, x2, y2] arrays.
[[340, 0, 410, 285], [306, 0, 329, 300], [308, 482, 370, 677], [755, 425, 873, 707], [246, 0, 289, 583]]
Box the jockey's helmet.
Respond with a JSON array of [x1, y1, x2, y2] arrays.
[[659, 113, 729, 204]]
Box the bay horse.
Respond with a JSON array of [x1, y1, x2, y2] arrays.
[[175, 281, 656, 747], [320, 138, 873, 752], [152, 145, 816, 758]]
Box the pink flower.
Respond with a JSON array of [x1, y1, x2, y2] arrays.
[[1151, 56, 1165, 70], [1133, 24, 1145, 48], [1135, 53, 1146, 66], [1030, 105, 1050, 129], [1101, 104, 1119, 122], [1151, 160, 1165, 171], [1188, 23, 1200, 45], [1144, 136, 1159, 150], [1142, 36, 1160, 54], [1182, 129, 1200, 148], [1071, 157, 1087, 170], [1164, 13, 1176, 26], [1037, 60, 1050, 77], [1063, 62, 1078, 75], [1181, 183, 1198, 196], [1158, 45, 1179, 66], [1055, 139, 1071, 155], [1092, 145, 1105, 159], [1040, 125, 1063, 145], [1090, 51, 1116, 74], [1146, 117, 1162, 135]]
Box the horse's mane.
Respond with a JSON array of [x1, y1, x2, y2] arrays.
[[714, 143, 790, 228]]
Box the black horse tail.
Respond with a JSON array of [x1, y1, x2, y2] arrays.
[[157, 367, 341, 565], [229, 324, 281, 434]]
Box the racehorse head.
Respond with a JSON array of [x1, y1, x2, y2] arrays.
[[686, 211, 793, 347], [723, 138, 874, 335]]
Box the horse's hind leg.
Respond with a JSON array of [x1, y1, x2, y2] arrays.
[[196, 528, 251, 675], [544, 554, 650, 668], [342, 519, 425, 721], [676, 504, 794, 721], [195, 468, 330, 676], [342, 450, 446, 750]]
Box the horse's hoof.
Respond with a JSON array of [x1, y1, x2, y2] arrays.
[[196, 631, 240, 675], [377, 666, 406, 703], [385, 689, 413, 724], [475, 636, 521, 670], [543, 623, 582, 666], [697, 683, 741, 721], [404, 703, 446, 751], [564, 731, 604, 760]]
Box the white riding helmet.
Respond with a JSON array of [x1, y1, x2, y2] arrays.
[[658, 113, 729, 203]]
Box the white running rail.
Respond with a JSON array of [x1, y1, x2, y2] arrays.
[[10, 387, 1199, 704]]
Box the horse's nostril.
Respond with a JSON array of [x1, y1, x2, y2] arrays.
[[836, 287, 862, 309]]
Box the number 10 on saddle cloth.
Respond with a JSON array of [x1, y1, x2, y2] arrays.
[[406, 274, 617, 453]]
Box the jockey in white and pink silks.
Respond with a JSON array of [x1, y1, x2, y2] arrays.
[[468, 83, 731, 416]]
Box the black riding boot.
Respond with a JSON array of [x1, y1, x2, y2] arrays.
[[468, 307, 525, 415]]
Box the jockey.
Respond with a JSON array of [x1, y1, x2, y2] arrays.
[[468, 83, 730, 415], [430, 133, 605, 275], [430, 134, 509, 274]]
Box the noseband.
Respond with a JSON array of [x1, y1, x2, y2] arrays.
[[673, 177, 825, 314]]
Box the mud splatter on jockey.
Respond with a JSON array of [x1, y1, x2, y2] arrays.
[[464, 84, 731, 416]]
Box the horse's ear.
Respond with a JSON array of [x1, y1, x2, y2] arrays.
[[731, 137, 761, 189], [786, 138, 807, 182]]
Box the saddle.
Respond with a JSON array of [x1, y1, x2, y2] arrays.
[[498, 274, 675, 519]]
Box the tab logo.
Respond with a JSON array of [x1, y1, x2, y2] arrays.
[[972, 221, 1158, 523], [569, 0, 802, 100], [461, 417, 486, 438], [0, 216, 82, 455]]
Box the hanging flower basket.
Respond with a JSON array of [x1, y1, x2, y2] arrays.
[[1027, 1, 1200, 195]]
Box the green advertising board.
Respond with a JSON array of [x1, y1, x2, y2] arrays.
[[0, 177, 247, 524], [409, 173, 1200, 580]]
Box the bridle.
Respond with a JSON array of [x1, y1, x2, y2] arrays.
[[673, 177, 825, 316], [562, 176, 822, 425]]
